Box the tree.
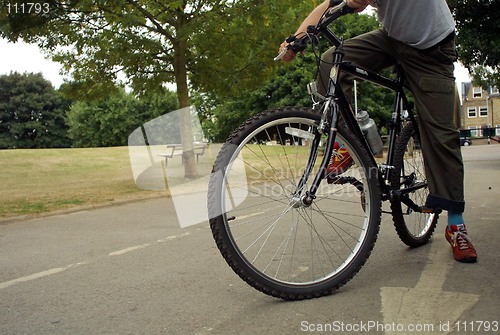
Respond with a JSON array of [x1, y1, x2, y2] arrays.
[[448, 0, 500, 87], [0, 72, 71, 149], [67, 88, 178, 147], [1, 0, 312, 177]]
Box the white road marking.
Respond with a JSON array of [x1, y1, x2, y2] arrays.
[[380, 234, 479, 334], [157, 232, 190, 243], [0, 232, 192, 290], [109, 243, 151, 256], [0, 261, 88, 290]]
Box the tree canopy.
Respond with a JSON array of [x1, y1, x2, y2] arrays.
[[67, 89, 178, 147], [1, 0, 313, 105], [448, 0, 500, 87], [0, 72, 71, 148]]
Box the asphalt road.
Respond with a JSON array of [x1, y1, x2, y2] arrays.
[[1, 144, 499, 335]]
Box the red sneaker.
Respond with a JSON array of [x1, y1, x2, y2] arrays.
[[445, 224, 477, 263], [326, 142, 353, 176]]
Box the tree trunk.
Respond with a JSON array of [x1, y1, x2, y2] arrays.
[[173, 36, 198, 179]]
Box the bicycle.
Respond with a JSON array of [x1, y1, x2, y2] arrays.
[[207, 0, 440, 300]]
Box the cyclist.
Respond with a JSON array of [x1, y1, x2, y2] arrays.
[[279, 0, 477, 263]]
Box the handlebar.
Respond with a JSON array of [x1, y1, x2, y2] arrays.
[[274, 0, 354, 61], [274, 34, 309, 61]]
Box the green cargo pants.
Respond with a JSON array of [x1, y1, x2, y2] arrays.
[[318, 28, 465, 212]]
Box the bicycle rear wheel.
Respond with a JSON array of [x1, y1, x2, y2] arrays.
[[390, 121, 439, 247], [208, 107, 381, 300]]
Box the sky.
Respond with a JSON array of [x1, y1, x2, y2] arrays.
[[0, 39, 68, 88], [1, 39, 472, 93]]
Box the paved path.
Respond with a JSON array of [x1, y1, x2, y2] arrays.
[[1, 145, 499, 334]]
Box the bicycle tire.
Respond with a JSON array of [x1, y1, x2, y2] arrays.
[[390, 121, 439, 247], [208, 106, 381, 300]]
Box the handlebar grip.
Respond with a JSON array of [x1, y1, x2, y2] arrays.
[[289, 36, 308, 54]]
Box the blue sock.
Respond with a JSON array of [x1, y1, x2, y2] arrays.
[[448, 211, 464, 227]]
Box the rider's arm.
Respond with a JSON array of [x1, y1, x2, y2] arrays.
[[279, 0, 371, 62], [293, 0, 331, 40], [279, 0, 330, 62]]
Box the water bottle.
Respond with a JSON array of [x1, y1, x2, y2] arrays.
[[356, 110, 383, 154]]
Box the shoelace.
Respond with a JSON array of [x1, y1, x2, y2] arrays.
[[452, 231, 472, 250], [328, 152, 342, 166], [332, 149, 347, 161]]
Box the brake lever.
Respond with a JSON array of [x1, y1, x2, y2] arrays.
[[274, 34, 311, 61], [274, 49, 289, 62], [274, 35, 299, 61]]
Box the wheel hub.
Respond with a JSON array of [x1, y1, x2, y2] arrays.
[[289, 193, 315, 208]]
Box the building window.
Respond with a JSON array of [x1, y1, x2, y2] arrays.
[[479, 106, 488, 117], [491, 86, 499, 95], [472, 87, 482, 98], [467, 107, 477, 118]]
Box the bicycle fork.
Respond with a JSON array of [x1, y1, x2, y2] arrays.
[[289, 98, 341, 208]]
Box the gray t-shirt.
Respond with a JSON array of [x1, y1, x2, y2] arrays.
[[372, 0, 455, 49]]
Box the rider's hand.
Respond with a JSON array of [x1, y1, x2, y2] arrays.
[[346, 0, 371, 12], [279, 40, 296, 62]]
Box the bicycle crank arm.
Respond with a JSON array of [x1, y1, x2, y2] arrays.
[[395, 181, 427, 196], [392, 190, 441, 214]]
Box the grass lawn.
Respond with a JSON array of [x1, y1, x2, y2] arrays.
[[0, 147, 167, 219], [0, 142, 389, 220]]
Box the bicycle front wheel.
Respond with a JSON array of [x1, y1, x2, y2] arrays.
[[208, 107, 381, 300], [390, 121, 439, 247]]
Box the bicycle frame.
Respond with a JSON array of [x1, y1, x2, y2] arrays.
[[295, 9, 426, 210]]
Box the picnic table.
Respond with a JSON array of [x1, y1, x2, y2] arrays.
[[158, 142, 208, 166]]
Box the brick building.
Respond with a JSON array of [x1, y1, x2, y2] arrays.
[[460, 83, 500, 138]]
